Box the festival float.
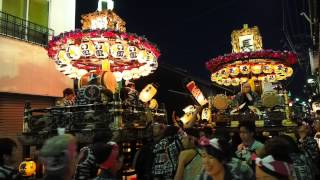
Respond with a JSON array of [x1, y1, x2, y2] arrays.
[[19, 2, 164, 177], [204, 24, 298, 132]]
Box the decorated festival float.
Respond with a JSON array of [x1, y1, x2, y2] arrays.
[[203, 24, 298, 131], [19, 1, 163, 177]]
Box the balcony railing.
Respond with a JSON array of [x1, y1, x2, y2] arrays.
[[0, 11, 54, 47]]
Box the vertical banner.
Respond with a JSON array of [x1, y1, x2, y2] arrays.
[[186, 81, 208, 106]]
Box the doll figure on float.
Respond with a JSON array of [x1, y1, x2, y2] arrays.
[[231, 80, 261, 115]]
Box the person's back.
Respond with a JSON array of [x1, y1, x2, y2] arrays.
[[74, 131, 112, 180], [74, 145, 99, 180], [290, 152, 315, 180], [134, 140, 154, 180], [152, 126, 183, 179], [40, 134, 77, 180]]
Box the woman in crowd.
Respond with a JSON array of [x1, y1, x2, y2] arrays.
[[174, 128, 202, 180], [254, 136, 294, 180], [93, 142, 123, 180], [199, 136, 254, 180]]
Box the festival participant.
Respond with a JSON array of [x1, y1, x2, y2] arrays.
[[134, 107, 201, 180], [93, 142, 123, 180], [314, 119, 320, 150], [120, 80, 140, 106], [278, 135, 317, 180], [0, 138, 21, 180], [199, 136, 254, 180], [74, 131, 112, 180], [40, 134, 78, 180], [174, 128, 202, 180], [62, 88, 76, 106], [254, 136, 294, 180], [236, 121, 264, 168], [297, 122, 319, 163]]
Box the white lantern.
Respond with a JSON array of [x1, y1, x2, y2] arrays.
[[113, 71, 123, 82], [94, 42, 109, 58], [66, 45, 81, 60], [126, 46, 139, 60], [139, 65, 151, 77], [111, 43, 125, 59], [122, 70, 133, 81], [139, 84, 157, 103], [183, 105, 196, 114], [131, 68, 140, 79], [137, 50, 148, 63], [80, 41, 95, 57]]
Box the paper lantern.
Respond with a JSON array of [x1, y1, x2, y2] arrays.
[[80, 41, 95, 57], [251, 76, 257, 81], [258, 75, 266, 81], [122, 70, 133, 81], [139, 65, 151, 77], [276, 74, 286, 81], [113, 71, 123, 82], [126, 46, 139, 60], [111, 43, 125, 59], [94, 42, 109, 58], [201, 108, 211, 120], [149, 99, 158, 109], [131, 68, 140, 79], [137, 50, 148, 63], [211, 73, 217, 82], [77, 69, 88, 78], [240, 77, 248, 83], [146, 51, 156, 62], [229, 66, 240, 76], [19, 159, 36, 177], [180, 113, 193, 124], [267, 74, 276, 82], [263, 64, 273, 74], [251, 64, 262, 74], [186, 81, 208, 106], [57, 50, 70, 64], [231, 78, 240, 86], [224, 78, 232, 86], [216, 79, 223, 85], [220, 68, 229, 78], [183, 105, 196, 113], [239, 64, 250, 74], [66, 45, 81, 60], [286, 67, 293, 77], [274, 64, 285, 74], [139, 84, 157, 103]]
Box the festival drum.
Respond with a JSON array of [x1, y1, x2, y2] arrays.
[[262, 91, 281, 108], [78, 71, 116, 93], [212, 94, 230, 110]]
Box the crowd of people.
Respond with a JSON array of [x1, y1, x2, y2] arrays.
[[1, 111, 320, 180]]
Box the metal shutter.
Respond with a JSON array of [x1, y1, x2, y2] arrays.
[[0, 93, 55, 160]]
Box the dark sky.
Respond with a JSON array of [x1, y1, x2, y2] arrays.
[[75, 0, 311, 102]]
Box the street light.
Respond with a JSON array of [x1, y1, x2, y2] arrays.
[[295, 98, 300, 102]]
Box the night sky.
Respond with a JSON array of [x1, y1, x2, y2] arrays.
[[75, 0, 311, 114]]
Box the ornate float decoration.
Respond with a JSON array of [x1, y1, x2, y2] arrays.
[[206, 25, 297, 86], [47, 10, 160, 81]]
